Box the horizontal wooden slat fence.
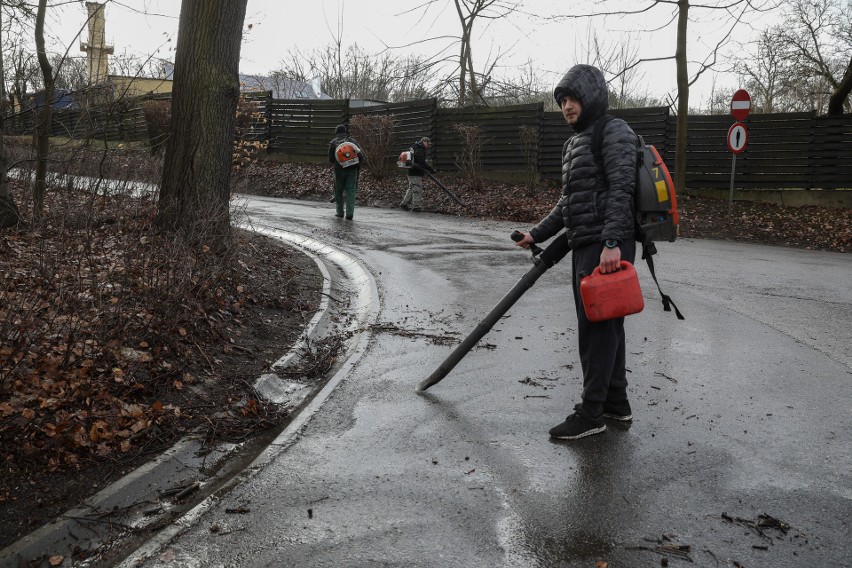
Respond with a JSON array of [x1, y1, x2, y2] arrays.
[[349, 99, 437, 160], [6, 103, 149, 142], [240, 91, 271, 143], [7, 92, 851, 190], [266, 98, 348, 160], [433, 103, 544, 174], [674, 112, 852, 189]]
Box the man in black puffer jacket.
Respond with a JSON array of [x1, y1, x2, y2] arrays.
[[515, 64, 638, 440]]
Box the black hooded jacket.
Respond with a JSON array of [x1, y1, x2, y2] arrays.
[[407, 140, 433, 177], [529, 65, 637, 248]]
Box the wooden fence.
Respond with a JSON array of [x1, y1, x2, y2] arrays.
[[350, 99, 437, 158], [261, 96, 851, 190], [6, 92, 851, 190], [674, 112, 852, 190], [5, 102, 150, 143]]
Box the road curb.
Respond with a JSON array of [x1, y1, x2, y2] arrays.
[[0, 228, 379, 568]]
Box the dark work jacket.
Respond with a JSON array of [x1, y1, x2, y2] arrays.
[[531, 65, 637, 248], [328, 134, 366, 172], [407, 141, 433, 177]]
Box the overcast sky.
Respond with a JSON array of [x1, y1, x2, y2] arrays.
[[46, 0, 782, 107]]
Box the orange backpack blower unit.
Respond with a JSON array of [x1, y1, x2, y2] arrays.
[[580, 261, 644, 322], [397, 149, 413, 168], [335, 141, 362, 168]]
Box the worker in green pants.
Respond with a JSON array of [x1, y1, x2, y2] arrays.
[[328, 124, 366, 220]]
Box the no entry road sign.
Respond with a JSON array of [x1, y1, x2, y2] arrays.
[[731, 89, 751, 120]]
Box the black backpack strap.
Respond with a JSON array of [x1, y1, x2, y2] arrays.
[[639, 234, 684, 319], [591, 114, 615, 167]]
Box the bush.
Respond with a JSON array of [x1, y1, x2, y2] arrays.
[[349, 114, 396, 180], [233, 96, 269, 174], [141, 99, 171, 155], [454, 124, 485, 192]]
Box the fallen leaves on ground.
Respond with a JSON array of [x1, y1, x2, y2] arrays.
[[0, 183, 323, 547]]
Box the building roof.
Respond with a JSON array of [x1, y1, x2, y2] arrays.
[[239, 74, 330, 99]]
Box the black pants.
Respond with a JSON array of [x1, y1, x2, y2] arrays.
[[571, 239, 637, 416]]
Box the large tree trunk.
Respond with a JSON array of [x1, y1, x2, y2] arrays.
[[155, 0, 248, 247], [674, 0, 690, 195], [33, 0, 54, 224]]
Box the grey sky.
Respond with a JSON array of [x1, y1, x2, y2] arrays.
[[47, 0, 781, 107]]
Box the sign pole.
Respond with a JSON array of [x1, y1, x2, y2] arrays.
[[727, 90, 751, 216], [728, 153, 737, 215]]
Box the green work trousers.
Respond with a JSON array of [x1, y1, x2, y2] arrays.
[[334, 167, 358, 218]]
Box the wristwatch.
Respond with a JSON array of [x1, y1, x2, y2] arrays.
[[604, 239, 620, 249]]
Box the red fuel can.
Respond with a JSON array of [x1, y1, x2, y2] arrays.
[[580, 261, 644, 322]]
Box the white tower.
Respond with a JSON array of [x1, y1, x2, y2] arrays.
[[79, 2, 114, 85]]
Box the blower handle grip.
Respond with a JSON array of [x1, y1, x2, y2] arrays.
[[510, 230, 543, 256]]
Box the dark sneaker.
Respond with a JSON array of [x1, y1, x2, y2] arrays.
[[411, 207, 421, 212], [549, 409, 606, 440], [574, 401, 633, 422], [602, 399, 632, 421], [399, 203, 410, 210], [335, 213, 344, 218], [345, 215, 353, 220]]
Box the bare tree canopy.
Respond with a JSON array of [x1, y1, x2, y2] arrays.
[[272, 43, 439, 102], [736, 0, 851, 114], [400, 0, 522, 106]]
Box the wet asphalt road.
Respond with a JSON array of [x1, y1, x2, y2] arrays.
[[127, 196, 851, 567]]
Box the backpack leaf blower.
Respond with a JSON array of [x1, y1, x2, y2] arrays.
[[398, 149, 465, 207], [416, 231, 571, 392]]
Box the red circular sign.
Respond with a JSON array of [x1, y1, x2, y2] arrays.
[[731, 89, 751, 120], [727, 122, 748, 154]]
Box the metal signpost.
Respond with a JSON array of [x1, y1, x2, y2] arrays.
[[727, 90, 751, 214]]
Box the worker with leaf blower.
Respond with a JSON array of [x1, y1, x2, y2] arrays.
[[514, 64, 639, 441], [399, 137, 434, 212], [328, 124, 366, 220]]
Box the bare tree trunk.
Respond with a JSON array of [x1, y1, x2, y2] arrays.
[[0, 7, 23, 229], [465, 31, 479, 103], [828, 57, 852, 115], [33, 0, 54, 224], [155, 0, 247, 247], [0, 133, 18, 227], [674, 0, 690, 194], [449, 0, 518, 106], [455, 0, 469, 105]]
